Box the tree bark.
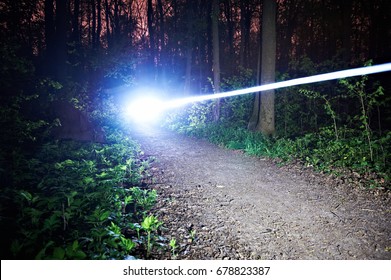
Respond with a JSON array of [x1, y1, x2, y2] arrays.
[[257, 0, 276, 135], [212, 0, 221, 121], [157, 0, 166, 84], [72, 0, 80, 42], [104, 0, 111, 47], [340, 1, 352, 64], [113, 0, 120, 43], [147, 0, 156, 80], [96, 0, 102, 49], [183, 0, 194, 96], [55, 0, 68, 81], [44, 0, 55, 75], [248, 40, 261, 130], [224, 0, 234, 73], [91, 0, 96, 46], [239, 0, 252, 68], [248, 0, 276, 135]]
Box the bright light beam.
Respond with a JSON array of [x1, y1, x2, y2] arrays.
[[163, 63, 391, 109], [126, 63, 391, 123]]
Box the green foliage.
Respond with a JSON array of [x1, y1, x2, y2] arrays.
[[219, 68, 255, 126], [299, 88, 340, 140], [164, 101, 215, 134], [165, 68, 255, 132], [339, 64, 385, 162], [0, 128, 162, 259]]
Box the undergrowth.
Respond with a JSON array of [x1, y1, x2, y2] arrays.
[[0, 127, 167, 259]]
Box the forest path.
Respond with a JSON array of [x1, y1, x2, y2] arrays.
[[130, 124, 391, 260]]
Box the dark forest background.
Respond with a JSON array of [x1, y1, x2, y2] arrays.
[[2, 1, 391, 96]]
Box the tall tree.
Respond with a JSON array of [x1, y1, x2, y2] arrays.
[[156, 0, 166, 84], [183, 0, 195, 96], [223, 0, 235, 73], [72, 0, 80, 42], [113, 0, 121, 44], [147, 0, 156, 80], [239, 0, 252, 68], [45, 0, 55, 74], [212, 0, 221, 121], [248, 0, 276, 135], [55, 0, 68, 80], [96, 0, 102, 49], [104, 0, 111, 47]]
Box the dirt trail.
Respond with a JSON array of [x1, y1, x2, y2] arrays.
[[131, 124, 391, 260]]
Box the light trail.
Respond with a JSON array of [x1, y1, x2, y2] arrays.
[[125, 63, 391, 122], [163, 63, 391, 109]]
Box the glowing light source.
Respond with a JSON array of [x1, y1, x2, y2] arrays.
[[124, 96, 164, 123], [127, 63, 391, 122]]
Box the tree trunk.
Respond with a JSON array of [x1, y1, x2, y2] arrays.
[[44, 0, 55, 75], [96, 0, 102, 49], [248, 40, 262, 130], [184, 0, 194, 96], [257, 0, 276, 135], [340, 1, 351, 64], [205, 0, 213, 82], [147, 0, 156, 75], [224, 0, 234, 73], [239, 0, 252, 68], [248, 0, 276, 135], [104, 0, 111, 48], [113, 0, 120, 43], [91, 0, 96, 46], [212, 0, 221, 121], [72, 0, 80, 42], [239, 1, 245, 67], [157, 0, 166, 85], [55, 0, 68, 81]]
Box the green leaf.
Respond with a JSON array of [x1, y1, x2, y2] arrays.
[[99, 210, 111, 221], [10, 240, 23, 256], [43, 213, 60, 231], [83, 177, 95, 185], [141, 215, 162, 232], [120, 236, 136, 251], [35, 241, 55, 260], [53, 247, 66, 259], [20, 191, 32, 202], [124, 195, 133, 205], [72, 240, 79, 251]]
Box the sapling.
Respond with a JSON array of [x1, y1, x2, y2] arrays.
[[141, 215, 162, 258], [190, 230, 196, 241], [169, 238, 179, 259]]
